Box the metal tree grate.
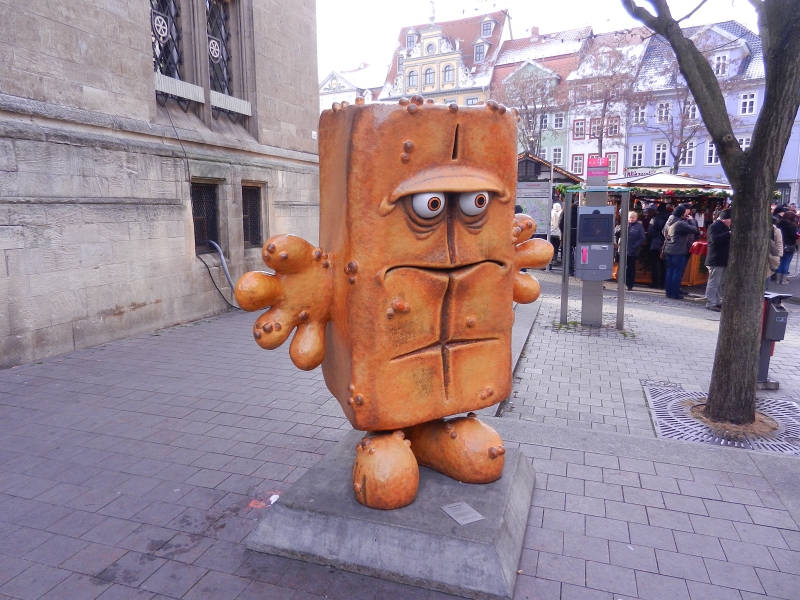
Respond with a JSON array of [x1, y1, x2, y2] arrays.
[[644, 384, 800, 456]]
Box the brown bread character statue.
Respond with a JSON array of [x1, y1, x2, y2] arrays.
[[235, 96, 552, 510]]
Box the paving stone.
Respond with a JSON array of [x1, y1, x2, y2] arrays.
[[674, 531, 726, 560], [39, 572, 112, 600], [686, 580, 742, 600], [536, 552, 585, 586], [585, 561, 638, 597], [0, 563, 71, 600], [735, 523, 791, 549], [755, 567, 800, 600], [720, 538, 779, 569], [768, 547, 800, 575], [563, 533, 609, 563], [635, 571, 690, 600], [704, 558, 765, 593], [139, 560, 207, 598]]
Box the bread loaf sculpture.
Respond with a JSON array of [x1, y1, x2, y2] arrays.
[[235, 96, 552, 509]]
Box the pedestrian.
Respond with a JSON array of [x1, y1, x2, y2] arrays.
[[766, 219, 783, 288], [625, 211, 645, 291], [663, 205, 698, 299], [776, 211, 798, 284], [550, 202, 562, 268], [704, 209, 731, 311], [646, 203, 668, 289]]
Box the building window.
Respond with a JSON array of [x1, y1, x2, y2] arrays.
[[466, 97, 478, 106], [538, 147, 548, 160], [713, 54, 728, 76], [426, 43, 436, 55], [482, 22, 492, 37], [606, 152, 618, 174], [738, 136, 751, 151], [707, 141, 720, 165], [397, 54, 404, 71], [407, 70, 418, 88], [588, 153, 600, 162], [474, 44, 485, 63], [654, 142, 668, 167], [632, 104, 646, 125], [443, 65, 454, 83], [553, 113, 564, 129], [424, 68, 434, 85], [656, 102, 671, 123], [686, 101, 698, 120], [551, 147, 563, 166], [630, 144, 644, 168], [406, 34, 415, 49], [571, 154, 584, 175], [606, 117, 620, 137], [574, 86, 587, 105], [443, 98, 455, 104], [740, 92, 756, 115], [191, 184, 219, 254], [151, 0, 182, 80], [573, 119, 585, 139], [207, 0, 232, 96], [242, 187, 262, 248], [540, 114, 548, 130], [679, 141, 696, 166], [589, 118, 602, 138]]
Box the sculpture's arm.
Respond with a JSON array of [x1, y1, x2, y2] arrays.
[[510, 214, 553, 304], [235, 234, 333, 370]]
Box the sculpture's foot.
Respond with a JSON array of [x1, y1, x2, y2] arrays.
[[352, 430, 419, 510], [405, 413, 505, 484]]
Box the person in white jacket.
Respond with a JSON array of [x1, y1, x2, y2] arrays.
[[550, 202, 562, 268]]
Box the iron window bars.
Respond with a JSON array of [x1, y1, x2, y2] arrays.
[[242, 187, 262, 248], [151, 0, 190, 110], [191, 184, 220, 254], [207, 0, 239, 121]]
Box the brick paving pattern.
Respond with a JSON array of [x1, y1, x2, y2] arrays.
[[0, 274, 799, 599]]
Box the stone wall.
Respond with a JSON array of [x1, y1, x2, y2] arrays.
[[0, 0, 320, 368]]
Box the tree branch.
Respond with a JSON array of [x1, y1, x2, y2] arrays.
[[677, 0, 710, 23]]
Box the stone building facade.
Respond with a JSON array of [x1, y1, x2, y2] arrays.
[[0, 0, 320, 368]]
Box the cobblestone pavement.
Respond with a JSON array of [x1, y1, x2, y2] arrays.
[[508, 270, 800, 436], [0, 280, 799, 600]]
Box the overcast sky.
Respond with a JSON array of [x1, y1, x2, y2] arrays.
[[316, 0, 760, 81]]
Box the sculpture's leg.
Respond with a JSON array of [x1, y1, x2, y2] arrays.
[[405, 414, 505, 484], [352, 430, 419, 510]]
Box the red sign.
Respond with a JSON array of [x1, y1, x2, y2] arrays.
[[587, 157, 609, 168]]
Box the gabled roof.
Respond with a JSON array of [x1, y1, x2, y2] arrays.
[[384, 11, 508, 87], [636, 20, 763, 92], [496, 26, 591, 66], [567, 28, 651, 82], [518, 152, 584, 183]]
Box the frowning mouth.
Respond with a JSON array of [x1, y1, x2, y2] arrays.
[[383, 259, 506, 280]]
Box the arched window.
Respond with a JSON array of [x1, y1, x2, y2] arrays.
[[443, 65, 454, 83], [424, 68, 434, 85], [407, 70, 418, 88]]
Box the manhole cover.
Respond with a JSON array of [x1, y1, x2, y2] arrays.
[[644, 385, 800, 456]]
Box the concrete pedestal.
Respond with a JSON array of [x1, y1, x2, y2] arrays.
[[245, 429, 536, 600]]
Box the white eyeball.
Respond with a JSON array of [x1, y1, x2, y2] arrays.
[[459, 192, 489, 216], [411, 193, 446, 218]]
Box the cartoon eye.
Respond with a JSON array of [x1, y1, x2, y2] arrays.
[[459, 192, 489, 216], [411, 193, 446, 218]]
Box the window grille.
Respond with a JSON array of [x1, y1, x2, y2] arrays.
[[242, 187, 262, 248], [207, 0, 232, 97], [151, 0, 187, 108], [191, 184, 219, 254]]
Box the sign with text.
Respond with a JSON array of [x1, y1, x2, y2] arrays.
[[516, 181, 551, 227]]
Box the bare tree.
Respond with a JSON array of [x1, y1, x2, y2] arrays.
[[622, 0, 800, 423], [570, 33, 647, 155], [493, 64, 561, 154]]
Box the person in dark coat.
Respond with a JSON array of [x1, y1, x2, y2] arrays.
[[625, 211, 646, 290], [776, 211, 798, 284], [558, 200, 579, 276], [663, 205, 699, 299], [645, 203, 668, 289], [704, 209, 731, 311]]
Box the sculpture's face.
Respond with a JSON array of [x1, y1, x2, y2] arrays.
[[319, 100, 519, 431]]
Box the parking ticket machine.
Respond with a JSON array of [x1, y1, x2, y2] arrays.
[[575, 206, 616, 281]]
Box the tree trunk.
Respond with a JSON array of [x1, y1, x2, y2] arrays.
[[703, 169, 771, 423]]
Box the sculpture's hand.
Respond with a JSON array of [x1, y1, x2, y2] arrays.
[[235, 234, 332, 370], [511, 214, 553, 303]]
